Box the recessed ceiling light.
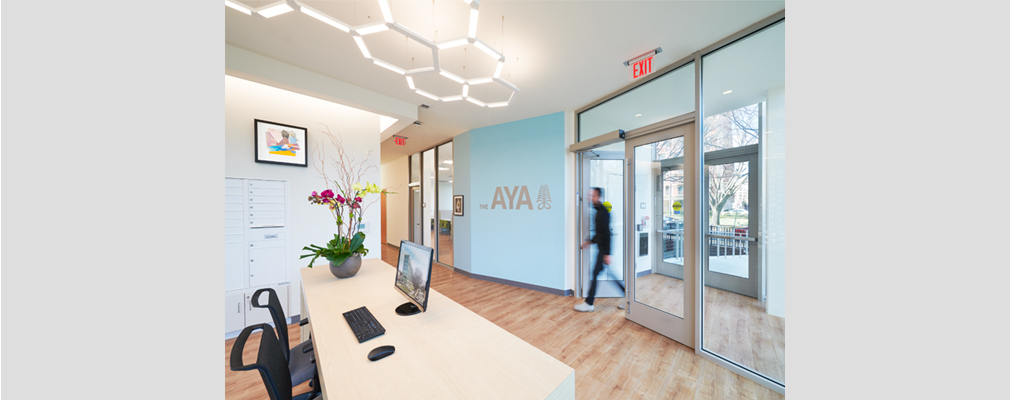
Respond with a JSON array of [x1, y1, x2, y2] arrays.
[[635, 114, 642, 117], [444, 160, 453, 164], [439, 167, 449, 171], [723, 90, 733, 95]]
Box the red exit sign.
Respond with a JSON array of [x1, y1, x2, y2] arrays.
[[630, 56, 653, 81], [393, 136, 406, 146]]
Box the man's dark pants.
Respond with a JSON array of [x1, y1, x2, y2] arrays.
[[585, 250, 625, 306]]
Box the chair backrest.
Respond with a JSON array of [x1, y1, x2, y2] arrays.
[[229, 323, 293, 400], [251, 288, 290, 361]]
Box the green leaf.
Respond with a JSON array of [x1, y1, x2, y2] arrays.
[[305, 253, 320, 268], [348, 232, 366, 254], [328, 251, 351, 266]]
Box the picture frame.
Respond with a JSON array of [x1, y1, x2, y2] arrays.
[[254, 119, 308, 167], [453, 195, 464, 216]]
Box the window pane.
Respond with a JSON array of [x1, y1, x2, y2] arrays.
[[410, 153, 420, 185], [701, 20, 785, 385], [579, 63, 695, 141]]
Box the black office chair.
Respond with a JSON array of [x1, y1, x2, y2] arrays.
[[230, 324, 321, 400], [251, 288, 317, 389]]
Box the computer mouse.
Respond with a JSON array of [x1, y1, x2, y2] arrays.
[[367, 345, 395, 361]]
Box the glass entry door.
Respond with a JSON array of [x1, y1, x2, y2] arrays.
[[625, 120, 698, 347], [579, 147, 625, 298], [703, 150, 760, 298]]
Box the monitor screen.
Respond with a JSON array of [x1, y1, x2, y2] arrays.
[[395, 240, 434, 312]]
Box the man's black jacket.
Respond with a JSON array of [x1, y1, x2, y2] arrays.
[[590, 202, 611, 256]]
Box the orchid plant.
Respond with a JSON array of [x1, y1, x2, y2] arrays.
[[300, 125, 394, 268]]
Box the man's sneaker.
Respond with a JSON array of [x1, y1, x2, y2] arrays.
[[574, 302, 595, 312]]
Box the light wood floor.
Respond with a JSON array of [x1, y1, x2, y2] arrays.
[[437, 233, 453, 266], [635, 274, 786, 383], [224, 244, 783, 400]]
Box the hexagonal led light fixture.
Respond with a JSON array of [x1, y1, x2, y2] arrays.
[[227, 0, 519, 108]]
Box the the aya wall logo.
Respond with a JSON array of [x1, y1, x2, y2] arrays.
[[478, 185, 552, 210]]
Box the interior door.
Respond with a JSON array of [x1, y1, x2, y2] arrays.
[[410, 187, 422, 245], [625, 121, 697, 347], [579, 149, 626, 298], [703, 148, 760, 298]]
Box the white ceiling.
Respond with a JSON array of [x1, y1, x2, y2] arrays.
[[225, 1, 785, 164]]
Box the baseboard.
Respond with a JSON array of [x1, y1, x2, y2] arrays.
[[453, 269, 568, 297], [637, 269, 652, 278]]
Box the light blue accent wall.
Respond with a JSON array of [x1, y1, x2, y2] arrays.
[[469, 112, 566, 290], [452, 131, 472, 273]]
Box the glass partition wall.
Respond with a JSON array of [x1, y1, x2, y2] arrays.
[[406, 140, 454, 267], [573, 11, 785, 394], [436, 142, 454, 266], [700, 19, 785, 387]]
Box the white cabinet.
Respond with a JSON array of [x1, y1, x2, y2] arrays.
[[225, 177, 290, 336], [224, 285, 289, 335]]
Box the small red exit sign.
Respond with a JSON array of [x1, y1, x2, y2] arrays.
[[630, 56, 653, 81], [394, 137, 406, 146]]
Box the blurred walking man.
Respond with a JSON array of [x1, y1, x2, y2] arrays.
[[575, 187, 625, 312]]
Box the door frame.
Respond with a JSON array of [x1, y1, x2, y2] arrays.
[[409, 186, 421, 245], [624, 118, 698, 348]]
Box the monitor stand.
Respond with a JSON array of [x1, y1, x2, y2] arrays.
[[395, 302, 421, 316]]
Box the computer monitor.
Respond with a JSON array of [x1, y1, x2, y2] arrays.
[[394, 240, 434, 316]]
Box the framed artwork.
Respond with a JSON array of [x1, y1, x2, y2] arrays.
[[453, 195, 464, 216], [255, 119, 308, 167]]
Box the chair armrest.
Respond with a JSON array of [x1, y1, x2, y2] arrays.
[[302, 342, 314, 353], [299, 318, 309, 326]]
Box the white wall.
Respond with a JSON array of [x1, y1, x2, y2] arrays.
[[765, 85, 785, 318], [381, 156, 409, 247], [225, 75, 382, 317]]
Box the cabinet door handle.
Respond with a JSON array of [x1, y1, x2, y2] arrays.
[[250, 244, 254, 247], [250, 259, 254, 262], [237, 303, 240, 313]]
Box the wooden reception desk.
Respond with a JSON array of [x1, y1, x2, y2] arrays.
[[300, 258, 575, 399]]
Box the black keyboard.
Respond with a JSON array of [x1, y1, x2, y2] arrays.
[[342, 306, 385, 343]]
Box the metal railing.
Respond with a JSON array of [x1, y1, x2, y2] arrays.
[[659, 225, 753, 260]]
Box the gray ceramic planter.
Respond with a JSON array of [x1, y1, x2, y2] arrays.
[[329, 254, 362, 278]]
